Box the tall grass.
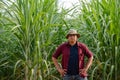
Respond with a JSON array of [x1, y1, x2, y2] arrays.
[[75, 0, 120, 80], [0, 0, 119, 80], [0, 0, 68, 79]]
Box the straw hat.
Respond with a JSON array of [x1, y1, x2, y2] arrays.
[[66, 29, 80, 38]]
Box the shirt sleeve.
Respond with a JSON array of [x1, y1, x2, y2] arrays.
[[81, 43, 93, 58], [52, 44, 63, 59]]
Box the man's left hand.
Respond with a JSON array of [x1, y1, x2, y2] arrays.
[[79, 68, 87, 74]]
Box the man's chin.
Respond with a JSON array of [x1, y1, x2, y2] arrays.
[[69, 40, 76, 43]]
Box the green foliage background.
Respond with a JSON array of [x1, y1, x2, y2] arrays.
[[0, 0, 120, 80]]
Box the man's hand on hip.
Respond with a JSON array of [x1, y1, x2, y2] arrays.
[[58, 68, 67, 77], [79, 68, 88, 77]]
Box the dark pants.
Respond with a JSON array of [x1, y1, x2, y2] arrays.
[[63, 75, 88, 80]]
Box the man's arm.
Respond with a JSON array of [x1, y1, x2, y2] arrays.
[[80, 56, 93, 74], [52, 57, 66, 76], [80, 43, 93, 74], [84, 56, 93, 72], [52, 57, 61, 70]]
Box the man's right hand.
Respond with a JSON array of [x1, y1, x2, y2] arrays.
[[58, 68, 67, 77]]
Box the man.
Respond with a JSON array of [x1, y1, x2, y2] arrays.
[[52, 29, 93, 80]]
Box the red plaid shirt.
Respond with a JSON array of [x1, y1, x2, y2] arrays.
[[52, 42, 93, 70]]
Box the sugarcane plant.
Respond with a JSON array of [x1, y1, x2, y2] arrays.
[[76, 0, 120, 80], [0, 0, 68, 80]]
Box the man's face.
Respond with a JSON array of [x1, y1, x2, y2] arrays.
[[68, 34, 77, 43]]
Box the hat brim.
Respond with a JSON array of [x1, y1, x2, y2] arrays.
[[66, 34, 80, 38]]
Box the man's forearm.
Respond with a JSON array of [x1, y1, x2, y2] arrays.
[[85, 56, 93, 71], [52, 57, 61, 71]]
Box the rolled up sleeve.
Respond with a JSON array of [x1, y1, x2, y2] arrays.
[[82, 43, 93, 58]]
